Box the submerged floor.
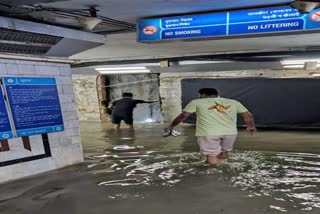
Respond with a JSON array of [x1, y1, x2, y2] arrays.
[[1, 122, 320, 214]]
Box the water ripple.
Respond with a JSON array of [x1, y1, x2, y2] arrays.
[[86, 144, 320, 211]]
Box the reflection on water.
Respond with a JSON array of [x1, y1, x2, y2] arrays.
[[81, 122, 320, 212]]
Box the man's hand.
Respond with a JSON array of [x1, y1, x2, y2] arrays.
[[164, 112, 192, 134], [107, 103, 113, 109], [246, 127, 257, 135], [240, 112, 256, 135], [164, 126, 173, 133]]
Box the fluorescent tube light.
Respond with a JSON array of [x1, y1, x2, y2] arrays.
[[281, 59, 320, 65], [282, 65, 304, 69], [178, 60, 232, 65], [281, 60, 305, 65], [95, 67, 147, 71], [94, 66, 151, 74], [97, 70, 151, 74]]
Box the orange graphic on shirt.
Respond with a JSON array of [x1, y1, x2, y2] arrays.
[[208, 102, 231, 113]]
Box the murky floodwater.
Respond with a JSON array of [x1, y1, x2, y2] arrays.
[[81, 122, 320, 213]]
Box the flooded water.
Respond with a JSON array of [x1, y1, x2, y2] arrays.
[[81, 122, 320, 213]]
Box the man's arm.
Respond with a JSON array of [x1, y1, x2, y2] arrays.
[[107, 103, 113, 109], [165, 112, 192, 132], [135, 100, 158, 104], [240, 111, 256, 134], [143, 100, 158, 103], [105, 103, 114, 115]]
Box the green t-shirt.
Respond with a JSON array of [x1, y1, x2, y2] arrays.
[[183, 97, 248, 136]]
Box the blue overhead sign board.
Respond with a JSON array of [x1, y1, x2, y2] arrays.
[[138, 5, 320, 42], [3, 77, 64, 137], [0, 86, 13, 140]]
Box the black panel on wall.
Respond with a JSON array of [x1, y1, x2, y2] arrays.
[[181, 78, 320, 128]]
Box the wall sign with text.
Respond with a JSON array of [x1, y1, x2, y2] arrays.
[[0, 86, 13, 140], [0, 77, 64, 139], [138, 5, 320, 42]]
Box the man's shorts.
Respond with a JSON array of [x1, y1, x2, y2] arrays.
[[197, 135, 238, 156], [112, 113, 133, 125]]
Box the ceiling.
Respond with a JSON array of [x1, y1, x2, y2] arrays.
[[0, 16, 105, 57], [0, 0, 293, 33], [71, 32, 320, 63], [4, 0, 320, 63]]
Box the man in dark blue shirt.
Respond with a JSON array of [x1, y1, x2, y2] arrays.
[[108, 92, 157, 129]]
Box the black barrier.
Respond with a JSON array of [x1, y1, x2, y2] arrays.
[[181, 78, 320, 128]]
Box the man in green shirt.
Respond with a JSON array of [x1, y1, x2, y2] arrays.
[[164, 88, 256, 166]]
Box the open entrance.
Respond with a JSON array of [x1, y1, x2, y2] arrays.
[[97, 74, 161, 123]]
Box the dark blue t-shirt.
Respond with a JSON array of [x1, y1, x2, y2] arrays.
[[112, 98, 145, 116]]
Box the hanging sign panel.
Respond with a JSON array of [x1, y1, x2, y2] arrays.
[[3, 77, 64, 137], [0, 86, 13, 140], [138, 5, 320, 42]]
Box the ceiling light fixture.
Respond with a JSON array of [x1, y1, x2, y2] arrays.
[[281, 59, 320, 69], [281, 59, 320, 65], [78, 7, 102, 30], [177, 60, 233, 65], [94, 66, 151, 74], [282, 65, 305, 69], [78, 17, 102, 30]]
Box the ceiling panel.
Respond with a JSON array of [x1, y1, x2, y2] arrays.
[[40, 0, 294, 22]]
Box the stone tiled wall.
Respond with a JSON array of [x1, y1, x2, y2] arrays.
[[0, 59, 83, 184], [72, 74, 100, 121]]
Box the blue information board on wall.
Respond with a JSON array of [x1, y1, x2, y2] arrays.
[[138, 5, 320, 42], [3, 77, 64, 137], [0, 86, 13, 140]]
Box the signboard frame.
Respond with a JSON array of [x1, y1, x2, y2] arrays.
[[0, 82, 14, 140], [137, 5, 320, 43], [2, 77, 64, 138], [0, 76, 63, 166]]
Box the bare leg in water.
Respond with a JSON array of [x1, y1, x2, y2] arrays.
[[218, 151, 229, 160], [207, 151, 230, 167], [207, 155, 221, 167], [113, 123, 120, 129], [125, 123, 133, 129]]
